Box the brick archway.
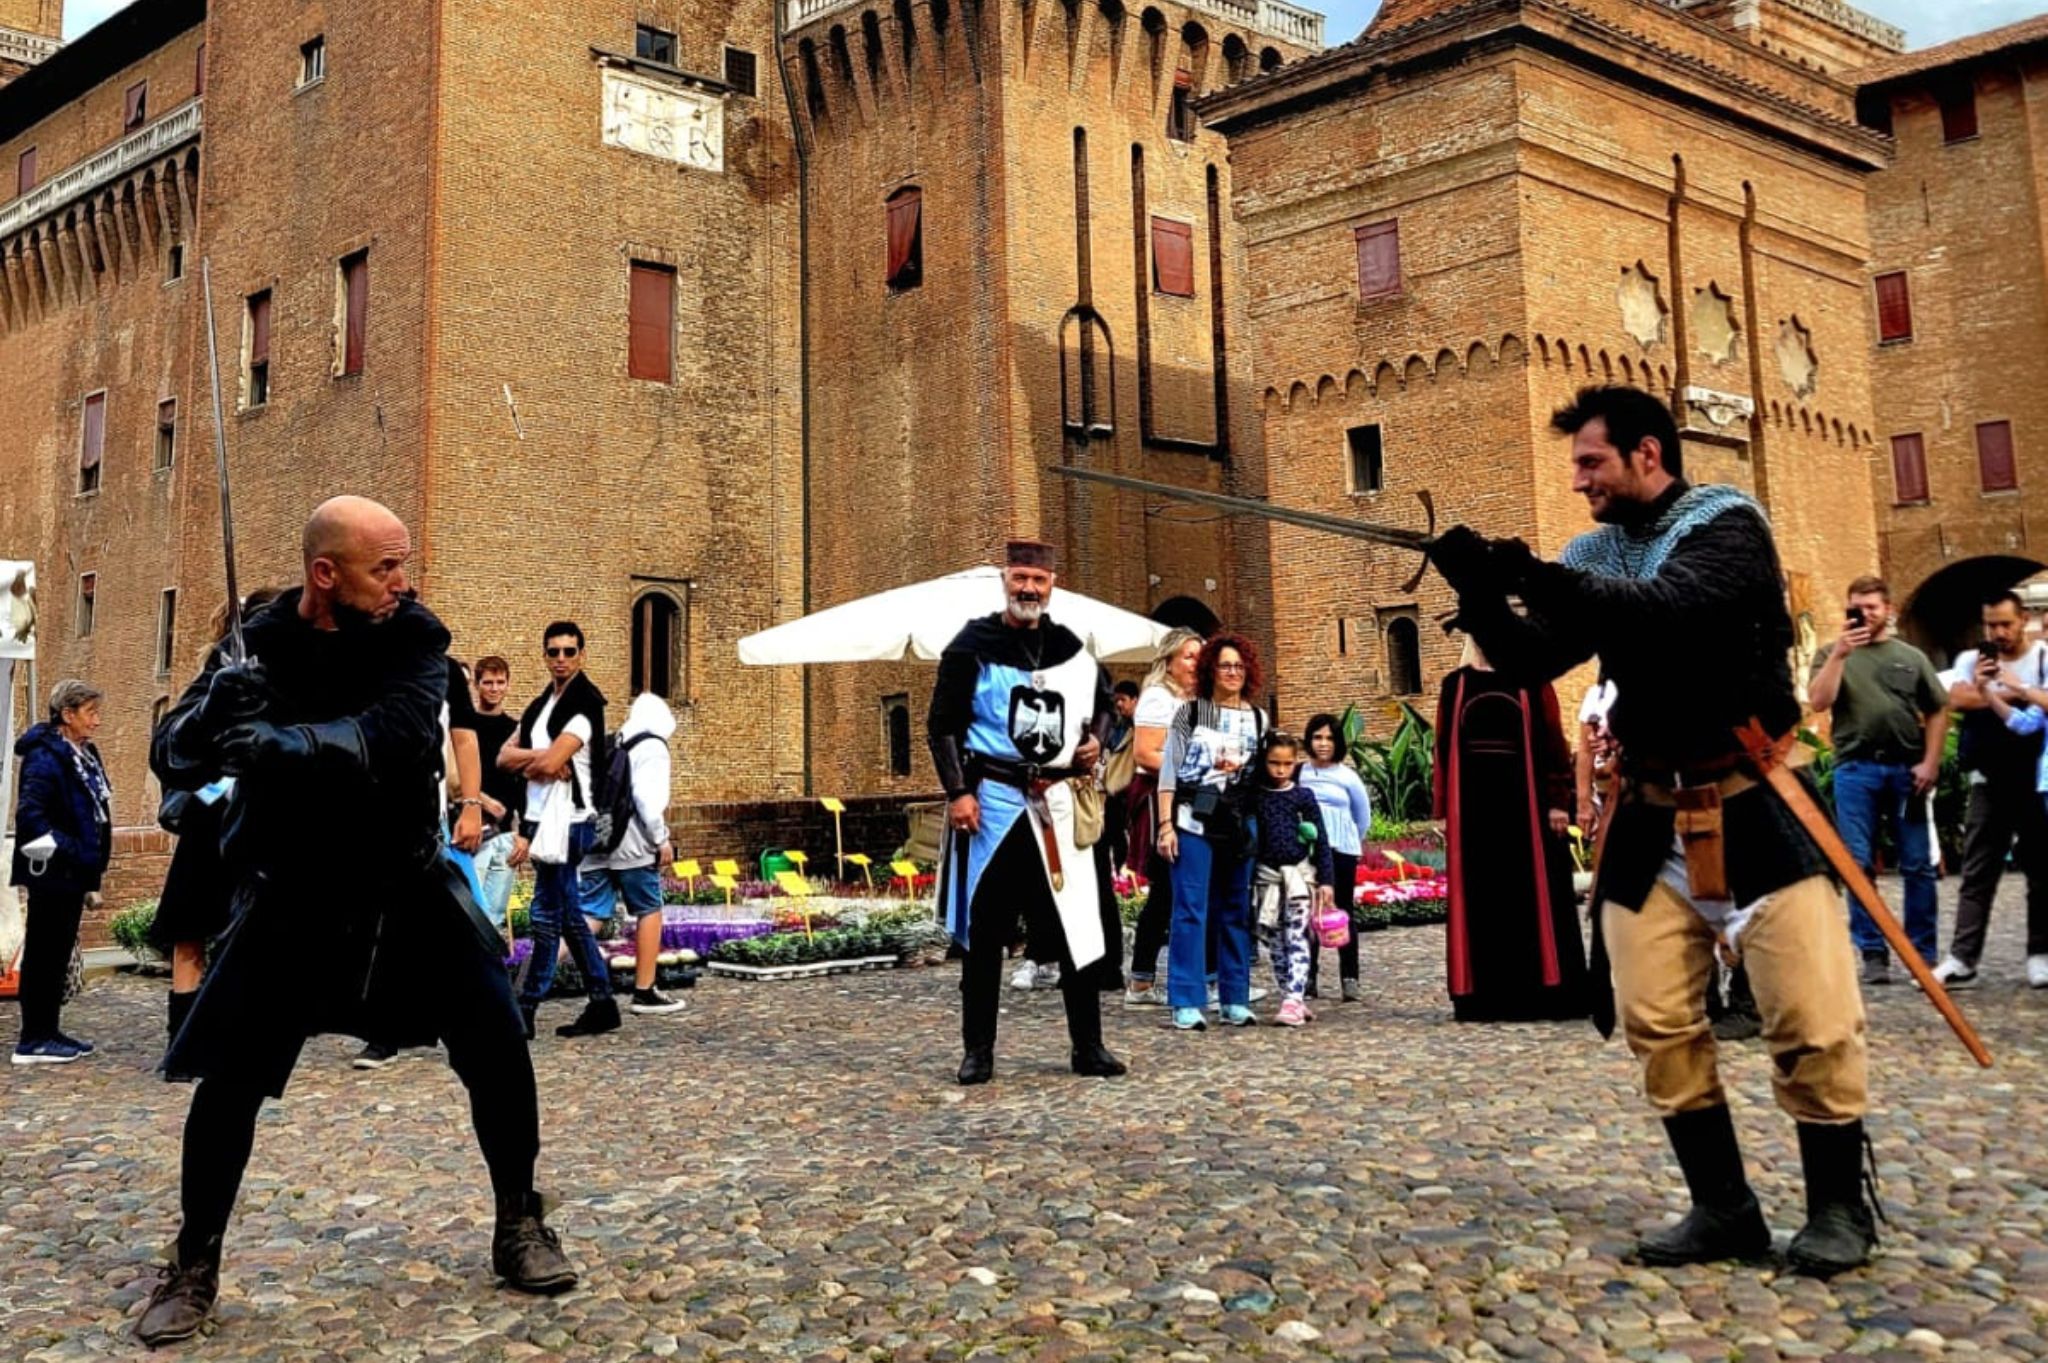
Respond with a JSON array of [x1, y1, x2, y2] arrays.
[[1901, 554, 2047, 667]]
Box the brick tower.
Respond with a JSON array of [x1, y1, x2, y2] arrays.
[[779, 0, 1323, 795]]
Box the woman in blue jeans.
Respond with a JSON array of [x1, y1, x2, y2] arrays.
[[1155, 634, 1268, 1031]]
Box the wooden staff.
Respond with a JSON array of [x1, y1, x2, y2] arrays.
[[1737, 721, 1992, 1068]]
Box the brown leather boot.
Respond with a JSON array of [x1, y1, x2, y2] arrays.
[[492, 1192, 578, 1294], [134, 1238, 221, 1348]]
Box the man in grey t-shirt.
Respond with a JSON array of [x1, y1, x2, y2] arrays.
[[1807, 575, 1948, 984]]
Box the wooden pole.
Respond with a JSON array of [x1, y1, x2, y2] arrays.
[[1738, 722, 1992, 1068]]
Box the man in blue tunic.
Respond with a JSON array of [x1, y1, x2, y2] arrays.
[[929, 541, 1128, 1086]]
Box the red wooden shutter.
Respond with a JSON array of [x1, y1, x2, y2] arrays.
[[1356, 220, 1401, 299], [628, 262, 674, 382], [250, 292, 272, 365], [82, 393, 106, 472], [342, 253, 369, 375], [1874, 271, 1912, 342], [1890, 433, 1928, 503], [196, 43, 206, 96], [1152, 218, 1194, 297], [125, 82, 148, 131], [886, 188, 922, 287], [1977, 420, 2017, 493], [17, 147, 35, 195]]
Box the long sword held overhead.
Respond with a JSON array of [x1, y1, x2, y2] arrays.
[[1055, 465, 1440, 590], [199, 258, 247, 665]]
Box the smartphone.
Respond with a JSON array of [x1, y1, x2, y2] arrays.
[[1846, 605, 1866, 628]]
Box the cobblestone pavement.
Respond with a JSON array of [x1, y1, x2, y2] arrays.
[[4, 881, 2045, 1362]]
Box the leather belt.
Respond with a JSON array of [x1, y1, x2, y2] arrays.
[[968, 753, 1078, 891]]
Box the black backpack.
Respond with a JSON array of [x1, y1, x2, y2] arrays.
[[592, 730, 664, 856]]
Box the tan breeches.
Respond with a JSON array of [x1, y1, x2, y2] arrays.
[[1602, 874, 1867, 1123]]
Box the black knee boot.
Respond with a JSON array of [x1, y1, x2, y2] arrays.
[[1786, 1120, 1878, 1278], [959, 956, 998, 1086], [1063, 970, 1126, 1077], [1712, 964, 1762, 1041], [1638, 1105, 1772, 1266], [167, 990, 196, 1044]]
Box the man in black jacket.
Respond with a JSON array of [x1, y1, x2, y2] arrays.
[[136, 497, 575, 1348], [1432, 387, 1874, 1278]]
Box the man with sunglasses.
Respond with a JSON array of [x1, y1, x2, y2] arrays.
[[499, 623, 615, 1039]]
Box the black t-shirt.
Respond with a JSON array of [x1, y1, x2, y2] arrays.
[[473, 710, 523, 826], [445, 659, 478, 732]]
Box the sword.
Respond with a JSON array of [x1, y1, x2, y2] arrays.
[[1737, 721, 1993, 1068], [1053, 466, 1439, 590], [199, 258, 248, 665]]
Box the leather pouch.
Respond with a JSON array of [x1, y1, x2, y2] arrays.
[[1674, 785, 1729, 902]]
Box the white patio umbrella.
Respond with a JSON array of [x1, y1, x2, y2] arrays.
[[737, 566, 1171, 666]]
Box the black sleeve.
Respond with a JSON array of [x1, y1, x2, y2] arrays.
[[445, 659, 478, 732], [151, 645, 229, 792], [927, 648, 979, 799], [1089, 662, 1116, 747], [1454, 587, 1596, 684]]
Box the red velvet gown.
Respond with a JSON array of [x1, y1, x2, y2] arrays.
[[1433, 668, 1590, 1022]]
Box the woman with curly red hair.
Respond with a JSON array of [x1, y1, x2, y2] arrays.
[[1154, 633, 1269, 1029]]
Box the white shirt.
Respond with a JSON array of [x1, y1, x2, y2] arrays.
[[1953, 643, 2048, 787], [526, 690, 596, 821], [1133, 684, 1180, 730]]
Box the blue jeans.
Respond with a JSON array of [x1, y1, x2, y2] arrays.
[[1167, 823, 1256, 1010], [474, 832, 517, 929], [1832, 759, 1938, 964], [518, 822, 611, 1006]]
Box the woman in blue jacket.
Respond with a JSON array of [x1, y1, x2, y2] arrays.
[[11, 679, 113, 1064]]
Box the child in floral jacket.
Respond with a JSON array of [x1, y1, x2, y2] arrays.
[[1251, 733, 1335, 1026]]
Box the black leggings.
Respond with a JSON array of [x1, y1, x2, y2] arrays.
[[959, 823, 1104, 1055], [175, 958, 540, 1262], [1307, 852, 1361, 990]]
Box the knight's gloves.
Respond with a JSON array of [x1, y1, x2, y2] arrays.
[[1487, 536, 1542, 592], [217, 719, 368, 777], [1427, 525, 1499, 595], [191, 660, 271, 736]]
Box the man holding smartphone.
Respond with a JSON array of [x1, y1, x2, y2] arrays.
[[1937, 589, 2048, 989], [1806, 576, 1949, 984]]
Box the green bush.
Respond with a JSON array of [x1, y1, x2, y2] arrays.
[[110, 900, 160, 962], [1342, 702, 1436, 825]]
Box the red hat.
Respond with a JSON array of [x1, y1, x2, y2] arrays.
[[1005, 540, 1056, 571]]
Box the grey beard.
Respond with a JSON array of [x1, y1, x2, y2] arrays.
[[1007, 596, 1045, 624]]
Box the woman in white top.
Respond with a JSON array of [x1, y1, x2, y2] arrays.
[[1299, 713, 1372, 1003], [1123, 629, 1204, 1005], [1155, 633, 1268, 1030]]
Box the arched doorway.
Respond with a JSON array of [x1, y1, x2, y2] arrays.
[[1150, 595, 1219, 636], [1901, 555, 2047, 666]]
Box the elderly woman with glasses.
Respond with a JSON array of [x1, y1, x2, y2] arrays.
[[11, 679, 114, 1065]]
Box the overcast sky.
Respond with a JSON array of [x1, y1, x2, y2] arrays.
[[55, 0, 2048, 60]]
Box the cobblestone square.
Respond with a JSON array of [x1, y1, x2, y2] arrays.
[[4, 881, 2045, 1362]]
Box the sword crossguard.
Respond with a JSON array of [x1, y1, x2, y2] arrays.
[[1398, 490, 1441, 594]]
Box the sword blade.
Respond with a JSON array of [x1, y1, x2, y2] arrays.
[[199, 258, 247, 665], [1054, 465, 1434, 552]]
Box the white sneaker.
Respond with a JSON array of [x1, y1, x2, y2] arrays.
[[1931, 956, 1979, 990], [2027, 955, 2048, 989], [1009, 961, 1038, 990]]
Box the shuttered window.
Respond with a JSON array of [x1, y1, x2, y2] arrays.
[[16, 146, 35, 196], [1356, 220, 1401, 300], [125, 81, 148, 132], [196, 43, 206, 96], [156, 398, 177, 470], [80, 392, 106, 494], [339, 250, 369, 376], [157, 590, 178, 675], [1977, 420, 2018, 493], [246, 290, 272, 408], [628, 262, 675, 382], [886, 186, 923, 290], [1874, 271, 1912, 342], [1890, 433, 1928, 504], [77, 574, 96, 638], [1151, 217, 1194, 297]]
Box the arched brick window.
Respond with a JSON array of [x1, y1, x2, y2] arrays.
[[632, 588, 686, 702]]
